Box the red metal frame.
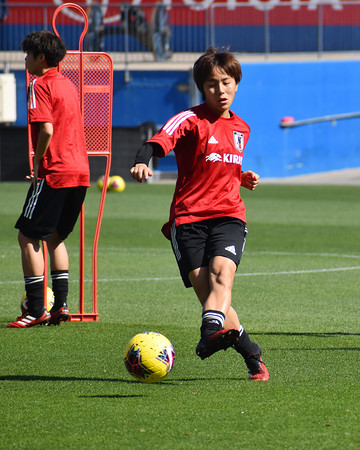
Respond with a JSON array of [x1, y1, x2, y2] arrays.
[[26, 3, 113, 321]]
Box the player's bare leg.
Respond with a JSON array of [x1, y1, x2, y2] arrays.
[[7, 232, 50, 327], [206, 256, 236, 315], [47, 231, 68, 272], [190, 268, 241, 329], [18, 232, 44, 277]]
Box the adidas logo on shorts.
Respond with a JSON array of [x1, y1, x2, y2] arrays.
[[225, 245, 237, 256]]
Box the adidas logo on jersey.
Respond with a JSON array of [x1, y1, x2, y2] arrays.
[[225, 245, 237, 256], [208, 135, 218, 144]]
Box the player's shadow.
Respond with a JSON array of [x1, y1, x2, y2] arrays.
[[0, 374, 135, 384], [170, 377, 248, 382], [252, 331, 360, 336], [246, 331, 360, 352], [0, 374, 197, 386], [79, 394, 144, 399]]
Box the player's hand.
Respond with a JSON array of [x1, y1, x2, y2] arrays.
[[130, 163, 153, 183], [241, 170, 260, 190], [25, 168, 39, 188]]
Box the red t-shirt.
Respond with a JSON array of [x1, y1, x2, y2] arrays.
[[28, 68, 90, 188], [149, 102, 250, 239]]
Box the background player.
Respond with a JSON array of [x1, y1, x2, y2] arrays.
[[130, 47, 269, 380], [7, 31, 90, 328]]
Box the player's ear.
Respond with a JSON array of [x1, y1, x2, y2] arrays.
[[38, 53, 47, 65]]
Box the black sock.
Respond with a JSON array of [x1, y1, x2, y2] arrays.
[[51, 270, 69, 310], [233, 327, 259, 358], [200, 310, 225, 338], [25, 276, 45, 317]]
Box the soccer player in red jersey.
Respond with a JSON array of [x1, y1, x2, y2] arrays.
[[7, 31, 90, 328], [130, 47, 269, 380]]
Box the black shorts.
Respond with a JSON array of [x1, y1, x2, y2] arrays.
[[15, 179, 87, 241], [170, 217, 248, 288]]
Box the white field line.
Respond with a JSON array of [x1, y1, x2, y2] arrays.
[[97, 249, 360, 259], [1, 265, 360, 285], [2, 248, 360, 259], [247, 251, 360, 259], [93, 265, 360, 282]]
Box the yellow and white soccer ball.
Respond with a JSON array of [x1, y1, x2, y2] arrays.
[[97, 175, 110, 192], [123, 331, 175, 383], [108, 175, 126, 192], [20, 287, 55, 313]]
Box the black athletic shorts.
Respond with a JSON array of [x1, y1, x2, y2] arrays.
[[170, 217, 248, 288], [15, 178, 87, 241]]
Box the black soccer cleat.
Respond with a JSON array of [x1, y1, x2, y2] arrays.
[[244, 344, 270, 381], [196, 328, 240, 360], [48, 305, 70, 326]]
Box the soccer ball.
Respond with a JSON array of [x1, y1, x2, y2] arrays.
[[109, 175, 126, 192], [123, 331, 175, 383], [20, 287, 55, 313], [97, 175, 110, 192]]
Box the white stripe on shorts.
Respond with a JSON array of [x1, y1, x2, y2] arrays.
[[24, 179, 45, 220], [170, 221, 182, 262]]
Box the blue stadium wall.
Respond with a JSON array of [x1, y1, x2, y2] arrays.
[[8, 59, 360, 179], [2, 25, 360, 53]]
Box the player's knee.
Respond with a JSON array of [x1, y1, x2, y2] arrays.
[[18, 231, 38, 250], [210, 258, 235, 287], [47, 230, 63, 249], [210, 267, 233, 291]]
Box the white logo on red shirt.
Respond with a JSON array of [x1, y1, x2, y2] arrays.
[[206, 153, 243, 165], [224, 154, 242, 165], [206, 153, 222, 162], [208, 135, 219, 144]]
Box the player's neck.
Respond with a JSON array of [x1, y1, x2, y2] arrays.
[[36, 66, 55, 77]]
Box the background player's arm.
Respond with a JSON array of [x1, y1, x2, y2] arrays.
[[30, 122, 53, 185]]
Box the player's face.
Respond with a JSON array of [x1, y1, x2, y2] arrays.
[[203, 67, 238, 118], [25, 52, 43, 76]]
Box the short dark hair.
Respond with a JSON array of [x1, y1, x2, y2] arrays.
[[22, 30, 67, 67], [193, 47, 242, 99]]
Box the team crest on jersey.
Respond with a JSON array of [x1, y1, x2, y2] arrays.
[[233, 131, 244, 152]]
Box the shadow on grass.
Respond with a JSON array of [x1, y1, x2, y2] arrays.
[[171, 377, 248, 382], [0, 374, 248, 384], [252, 331, 360, 337], [0, 375, 135, 383], [79, 394, 145, 399], [250, 331, 360, 352]]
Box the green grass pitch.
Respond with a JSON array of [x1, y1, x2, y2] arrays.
[[0, 181, 359, 449]]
